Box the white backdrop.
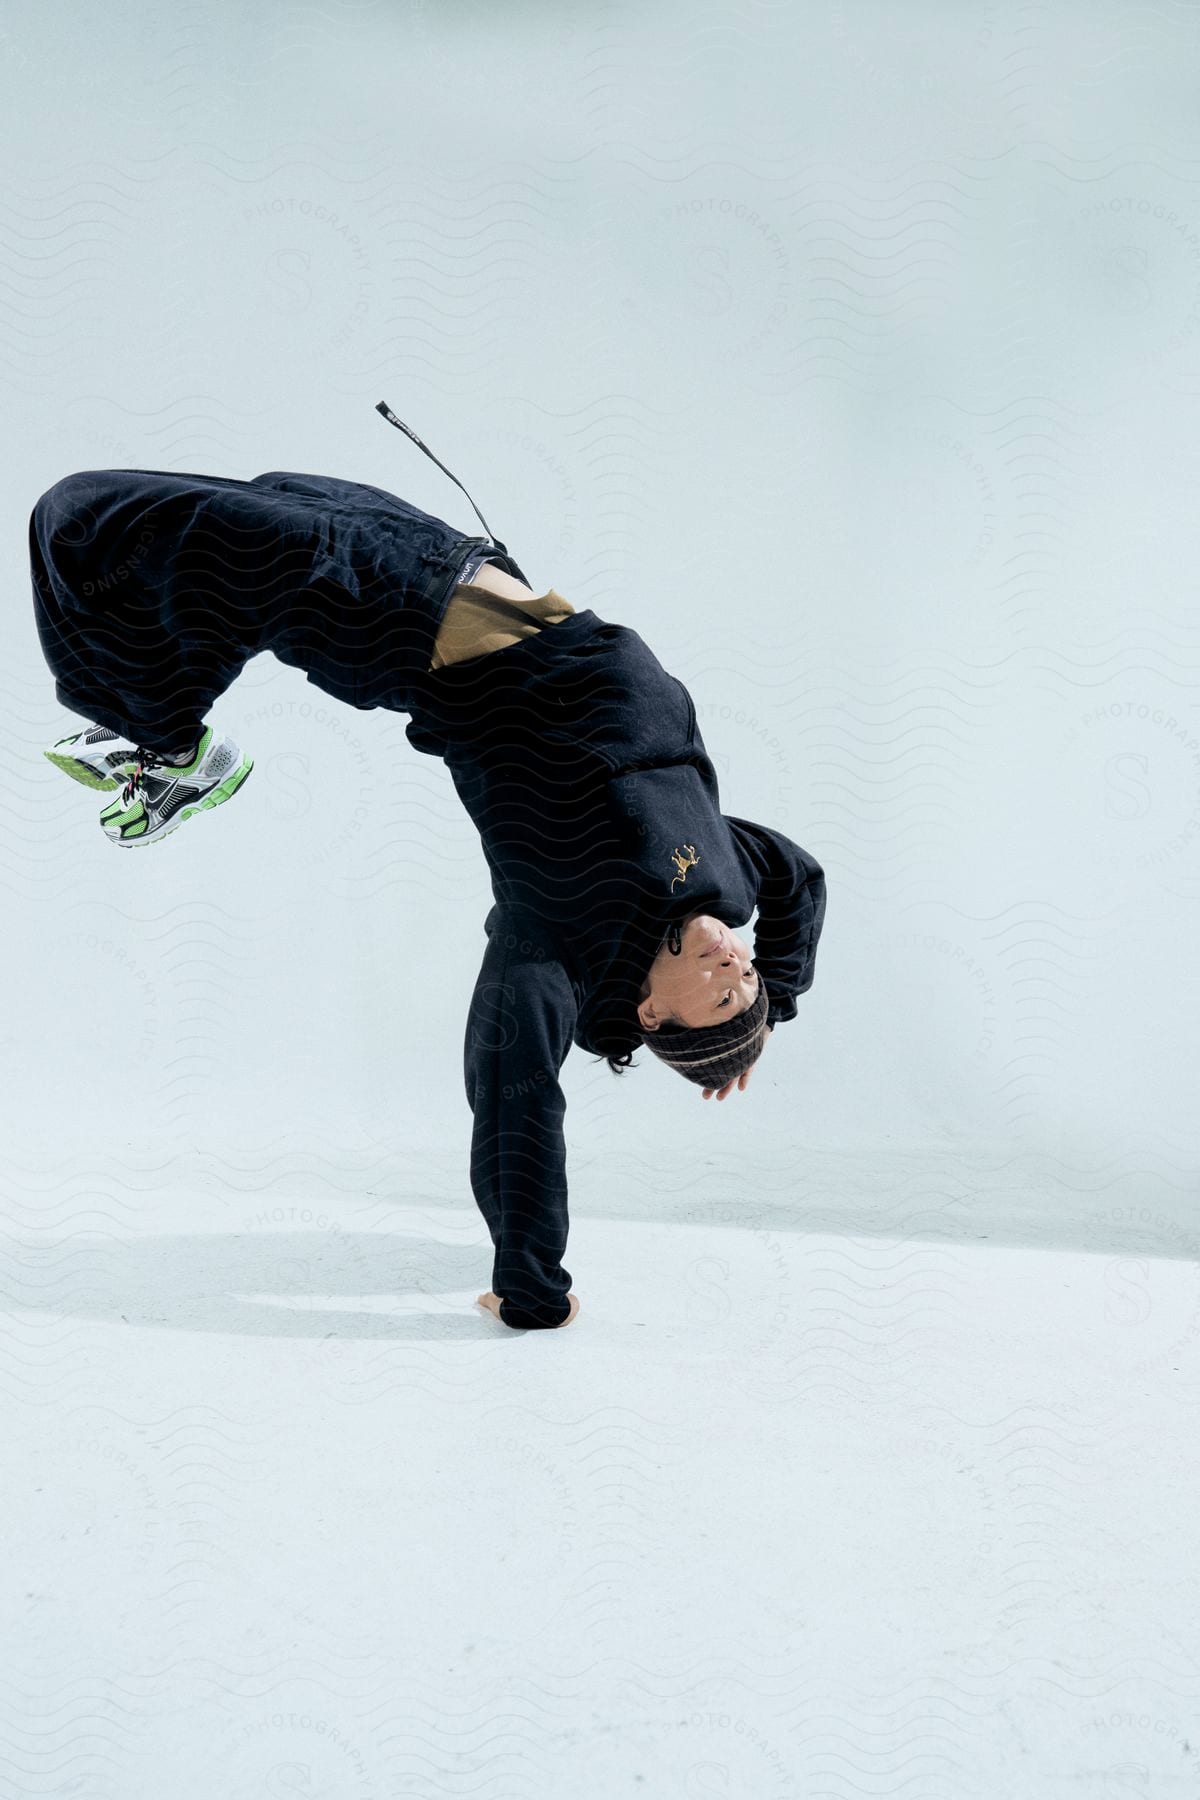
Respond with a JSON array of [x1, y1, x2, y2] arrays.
[[5, 3, 1200, 1796]]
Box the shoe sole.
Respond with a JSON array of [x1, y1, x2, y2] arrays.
[[44, 749, 126, 792], [105, 756, 255, 848]]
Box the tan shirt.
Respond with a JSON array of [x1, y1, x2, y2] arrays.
[[429, 558, 575, 671]]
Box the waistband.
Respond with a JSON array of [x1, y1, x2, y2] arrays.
[[457, 546, 498, 586]]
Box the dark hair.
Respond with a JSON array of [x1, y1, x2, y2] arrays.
[[593, 1014, 687, 1076], [590, 954, 692, 1074]]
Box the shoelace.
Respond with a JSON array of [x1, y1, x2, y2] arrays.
[[121, 746, 167, 805]]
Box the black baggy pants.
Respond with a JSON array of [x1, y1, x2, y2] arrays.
[[29, 466, 529, 753]]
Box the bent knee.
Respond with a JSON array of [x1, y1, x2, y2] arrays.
[[31, 471, 120, 543]]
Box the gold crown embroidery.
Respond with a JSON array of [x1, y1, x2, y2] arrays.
[[669, 843, 699, 890]]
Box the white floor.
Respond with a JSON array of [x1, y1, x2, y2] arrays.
[[7, 1146, 1199, 1798]]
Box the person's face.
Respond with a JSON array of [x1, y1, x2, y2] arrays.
[[636, 909, 759, 1032]]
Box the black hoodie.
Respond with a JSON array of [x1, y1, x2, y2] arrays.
[[404, 607, 827, 1329]]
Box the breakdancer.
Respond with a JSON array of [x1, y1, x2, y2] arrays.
[[30, 407, 827, 1330]]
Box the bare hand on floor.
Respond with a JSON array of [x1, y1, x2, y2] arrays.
[[477, 1291, 580, 1328]]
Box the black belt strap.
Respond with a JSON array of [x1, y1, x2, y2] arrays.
[[375, 400, 510, 555]]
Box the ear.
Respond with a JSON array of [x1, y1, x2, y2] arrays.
[[636, 996, 663, 1032]]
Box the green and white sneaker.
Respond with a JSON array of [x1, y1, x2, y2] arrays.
[[97, 727, 254, 848], [44, 725, 145, 791]]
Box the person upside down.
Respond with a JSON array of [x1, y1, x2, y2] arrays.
[[29, 412, 827, 1331]]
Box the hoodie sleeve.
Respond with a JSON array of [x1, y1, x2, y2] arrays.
[[464, 911, 579, 1329], [725, 816, 827, 1028]]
